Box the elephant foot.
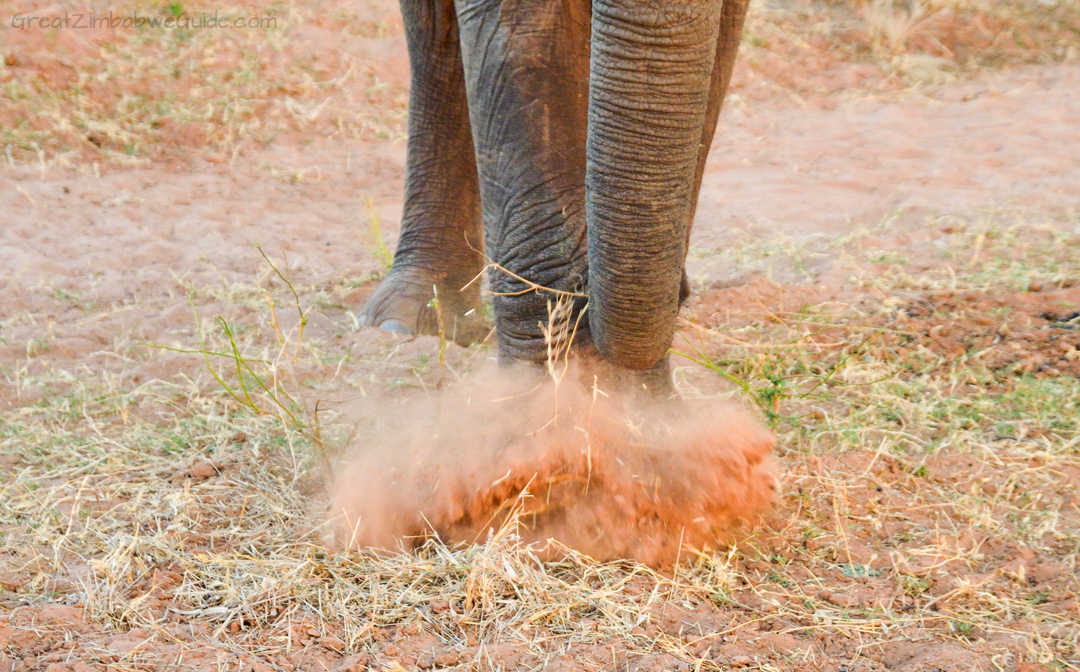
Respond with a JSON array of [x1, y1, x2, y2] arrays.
[[358, 271, 486, 345], [573, 350, 677, 400], [499, 341, 677, 401]]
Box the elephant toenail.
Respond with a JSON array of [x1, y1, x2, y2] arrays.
[[377, 318, 413, 335]]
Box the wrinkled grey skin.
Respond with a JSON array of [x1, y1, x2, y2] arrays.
[[359, 0, 749, 393]]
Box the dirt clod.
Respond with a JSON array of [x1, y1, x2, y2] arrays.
[[187, 461, 219, 480]]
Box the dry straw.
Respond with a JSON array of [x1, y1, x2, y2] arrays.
[[2, 208, 1078, 669]]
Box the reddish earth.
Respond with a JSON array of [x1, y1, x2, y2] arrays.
[[1, 1, 1078, 670], [690, 279, 1080, 380], [3, 61, 1077, 397]]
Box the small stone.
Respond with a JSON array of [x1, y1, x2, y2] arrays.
[[430, 600, 449, 613], [433, 651, 460, 666], [319, 635, 344, 651], [0, 571, 24, 591], [189, 460, 218, 479], [732, 655, 752, 665]]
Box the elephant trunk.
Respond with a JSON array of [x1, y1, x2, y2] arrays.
[[585, 0, 722, 370]]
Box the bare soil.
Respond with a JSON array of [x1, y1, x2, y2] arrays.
[[1, 0, 1079, 670]]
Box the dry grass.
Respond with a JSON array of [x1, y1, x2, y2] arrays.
[[734, 0, 1079, 98], [1, 0, 408, 165], [1, 0, 1078, 668], [2, 208, 1078, 670], [2, 0, 1077, 168]]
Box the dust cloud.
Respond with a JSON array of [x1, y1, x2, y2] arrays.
[[327, 363, 777, 565]]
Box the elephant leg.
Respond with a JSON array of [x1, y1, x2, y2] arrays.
[[359, 0, 485, 343], [586, 0, 727, 371], [453, 0, 592, 365], [682, 0, 751, 294]]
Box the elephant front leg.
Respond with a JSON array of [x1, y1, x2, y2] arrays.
[[359, 0, 485, 343], [453, 0, 593, 365]]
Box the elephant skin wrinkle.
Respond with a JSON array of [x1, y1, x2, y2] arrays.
[[327, 364, 776, 565]]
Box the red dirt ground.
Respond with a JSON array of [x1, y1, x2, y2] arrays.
[[1, 1, 1079, 670]]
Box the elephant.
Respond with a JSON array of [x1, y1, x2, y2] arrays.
[[358, 0, 750, 393]]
